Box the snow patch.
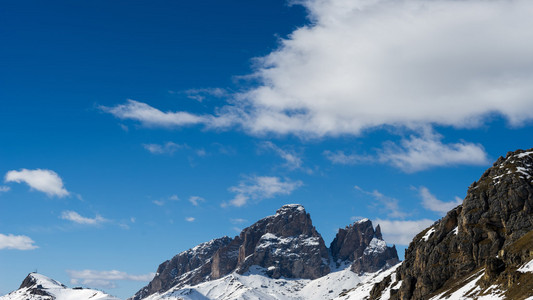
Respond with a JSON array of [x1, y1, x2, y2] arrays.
[[363, 238, 387, 255], [518, 259, 533, 273], [421, 227, 435, 242]]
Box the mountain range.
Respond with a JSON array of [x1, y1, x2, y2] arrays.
[[2, 148, 532, 300]]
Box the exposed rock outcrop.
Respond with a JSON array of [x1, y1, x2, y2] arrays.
[[131, 236, 233, 300], [371, 148, 533, 300], [331, 219, 399, 274], [132, 204, 399, 300]]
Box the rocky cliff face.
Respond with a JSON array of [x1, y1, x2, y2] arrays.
[[131, 237, 233, 300], [331, 219, 399, 274], [370, 148, 533, 300], [132, 204, 399, 300]]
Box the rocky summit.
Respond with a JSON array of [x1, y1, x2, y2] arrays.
[[331, 219, 399, 274], [131, 204, 399, 300], [369, 148, 533, 300]]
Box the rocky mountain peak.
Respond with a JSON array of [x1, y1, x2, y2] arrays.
[[132, 204, 399, 300], [330, 219, 399, 274], [371, 148, 533, 300]]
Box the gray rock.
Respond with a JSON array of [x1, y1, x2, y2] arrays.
[[374, 148, 533, 300]]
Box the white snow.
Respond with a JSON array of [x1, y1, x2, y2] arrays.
[[144, 264, 401, 300], [421, 227, 435, 242], [333, 264, 400, 300], [516, 151, 533, 158], [355, 218, 369, 224], [429, 270, 506, 300], [518, 259, 533, 273], [363, 238, 387, 255], [0, 273, 119, 300], [453, 226, 459, 235]]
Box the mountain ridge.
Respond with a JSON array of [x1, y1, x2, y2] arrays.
[[131, 203, 398, 300]]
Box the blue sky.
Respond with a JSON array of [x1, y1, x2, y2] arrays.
[[1, 0, 533, 298]]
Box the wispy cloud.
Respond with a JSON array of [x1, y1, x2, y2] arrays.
[[323, 150, 372, 165], [152, 200, 165, 206], [189, 196, 205, 207], [224, 176, 303, 207], [100, 99, 234, 129], [67, 269, 155, 289], [0, 186, 10, 193], [418, 186, 463, 215], [185, 217, 195, 222], [184, 88, 228, 102], [373, 218, 434, 246], [143, 142, 186, 155], [0, 233, 38, 250], [354, 186, 408, 219], [258, 141, 304, 170], [60, 211, 107, 226], [5, 169, 69, 197], [378, 129, 489, 172], [230, 218, 247, 224]]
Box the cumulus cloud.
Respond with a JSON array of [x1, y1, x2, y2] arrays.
[[225, 176, 303, 207], [5, 169, 69, 197], [374, 218, 435, 245], [185, 217, 195, 222], [143, 142, 186, 155], [0, 233, 38, 250], [354, 186, 407, 218], [238, 0, 533, 136], [102, 0, 533, 138], [418, 186, 463, 214], [60, 211, 107, 225], [67, 269, 155, 289], [378, 130, 489, 172]]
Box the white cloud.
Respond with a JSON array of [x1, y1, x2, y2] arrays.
[[66, 269, 155, 289], [60, 211, 107, 225], [102, 0, 533, 138], [237, 0, 533, 136], [259, 141, 303, 170], [189, 196, 205, 206], [418, 186, 462, 215], [0, 186, 10, 193], [378, 130, 489, 172], [225, 176, 303, 207], [169, 194, 179, 201], [0, 233, 38, 250], [143, 142, 186, 155], [5, 169, 69, 197], [354, 186, 407, 219], [373, 218, 435, 246], [230, 218, 248, 224], [100, 99, 234, 129], [323, 150, 371, 165], [152, 200, 165, 206], [185, 88, 228, 102], [185, 217, 195, 222]]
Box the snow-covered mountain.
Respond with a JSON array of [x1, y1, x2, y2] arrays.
[[0, 272, 119, 300], [131, 204, 399, 300]]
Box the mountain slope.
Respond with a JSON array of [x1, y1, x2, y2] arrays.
[[0, 273, 119, 300], [368, 148, 533, 300], [132, 204, 399, 300]]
